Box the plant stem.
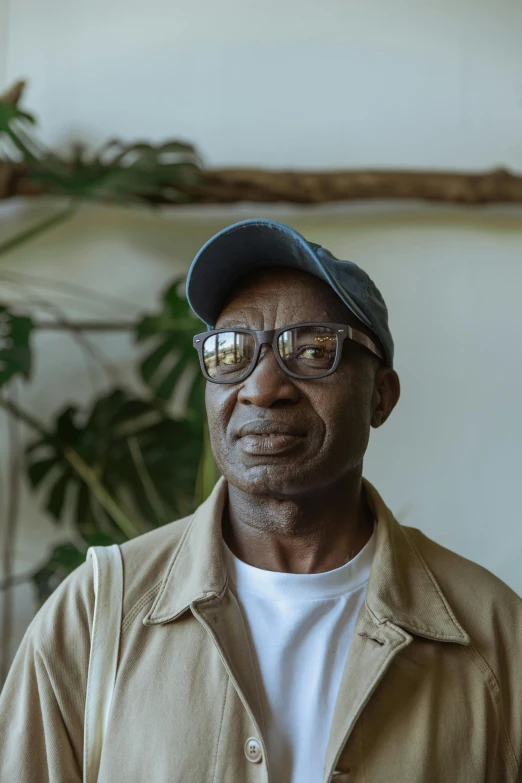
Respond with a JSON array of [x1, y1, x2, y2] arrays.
[[0, 383, 21, 687], [0, 270, 139, 315], [0, 204, 76, 258], [31, 320, 136, 331], [127, 436, 168, 522], [63, 448, 142, 540], [0, 395, 142, 540], [0, 569, 34, 592], [26, 319, 196, 332], [194, 418, 219, 507], [0, 395, 48, 438]]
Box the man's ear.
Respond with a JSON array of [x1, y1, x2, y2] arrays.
[[371, 409, 384, 428], [371, 367, 400, 428]]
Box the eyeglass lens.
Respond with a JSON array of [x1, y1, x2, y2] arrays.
[[202, 326, 338, 381]]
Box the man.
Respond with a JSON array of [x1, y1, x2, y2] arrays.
[[1, 218, 521, 783]]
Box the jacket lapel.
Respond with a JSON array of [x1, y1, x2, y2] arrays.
[[193, 590, 267, 737], [325, 480, 470, 780], [144, 478, 266, 745], [324, 605, 413, 780]]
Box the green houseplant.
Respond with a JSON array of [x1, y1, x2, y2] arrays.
[[0, 83, 217, 681], [0, 282, 214, 602]]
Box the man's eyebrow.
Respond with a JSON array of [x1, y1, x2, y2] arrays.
[[214, 320, 250, 329]]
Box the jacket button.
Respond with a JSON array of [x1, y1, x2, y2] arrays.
[[244, 737, 263, 763]]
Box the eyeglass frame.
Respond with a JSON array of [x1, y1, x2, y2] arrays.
[[192, 322, 384, 384]]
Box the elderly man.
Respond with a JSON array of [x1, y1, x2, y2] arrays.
[[1, 219, 521, 783]]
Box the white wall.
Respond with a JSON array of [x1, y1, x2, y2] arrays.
[[4, 0, 522, 170], [1, 0, 522, 664], [0, 0, 8, 89], [1, 201, 522, 660]]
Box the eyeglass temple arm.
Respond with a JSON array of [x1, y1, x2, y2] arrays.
[[348, 326, 385, 361]]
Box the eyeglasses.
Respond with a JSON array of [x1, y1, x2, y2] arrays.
[[193, 322, 384, 384]]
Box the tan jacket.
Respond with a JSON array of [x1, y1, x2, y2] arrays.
[[1, 478, 521, 783]]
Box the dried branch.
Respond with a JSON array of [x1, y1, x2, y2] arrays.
[[1, 78, 521, 207], [191, 166, 522, 206], [1, 160, 522, 206]]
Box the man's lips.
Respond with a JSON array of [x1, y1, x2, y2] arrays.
[[236, 421, 306, 438], [235, 421, 306, 455]]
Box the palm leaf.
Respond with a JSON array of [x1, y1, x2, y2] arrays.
[[0, 304, 34, 387], [25, 139, 203, 204], [0, 101, 35, 133], [136, 279, 204, 404], [1, 87, 203, 205], [25, 388, 204, 536]]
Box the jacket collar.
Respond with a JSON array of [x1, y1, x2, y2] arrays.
[[144, 477, 470, 645], [363, 480, 469, 644], [144, 478, 229, 625]]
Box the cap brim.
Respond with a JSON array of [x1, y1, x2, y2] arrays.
[[186, 219, 334, 327]]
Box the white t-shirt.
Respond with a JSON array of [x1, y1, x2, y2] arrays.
[[223, 526, 376, 783]]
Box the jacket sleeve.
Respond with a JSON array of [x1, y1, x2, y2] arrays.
[[0, 559, 94, 783]]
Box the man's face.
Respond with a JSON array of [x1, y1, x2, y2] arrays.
[[205, 268, 397, 498]]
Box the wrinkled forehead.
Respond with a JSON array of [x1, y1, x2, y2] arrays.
[[216, 266, 360, 327]]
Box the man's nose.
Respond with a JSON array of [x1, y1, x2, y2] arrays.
[[237, 345, 301, 408]]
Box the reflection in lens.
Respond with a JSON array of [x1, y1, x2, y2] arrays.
[[278, 326, 337, 377], [203, 331, 255, 380]]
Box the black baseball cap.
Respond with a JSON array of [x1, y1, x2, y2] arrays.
[[186, 218, 394, 367]]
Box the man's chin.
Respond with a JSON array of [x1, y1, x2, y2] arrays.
[[224, 461, 316, 498]]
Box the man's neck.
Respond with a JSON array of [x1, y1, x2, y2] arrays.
[[222, 472, 375, 574]]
